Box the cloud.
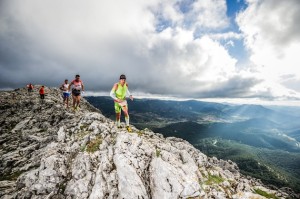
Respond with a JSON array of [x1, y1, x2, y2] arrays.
[[236, 0, 300, 98], [190, 0, 229, 30], [208, 32, 242, 40], [1, 0, 296, 100], [153, 0, 229, 31], [0, 0, 157, 88]]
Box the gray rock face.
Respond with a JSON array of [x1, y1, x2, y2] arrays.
[[0, 87, 296, 198]]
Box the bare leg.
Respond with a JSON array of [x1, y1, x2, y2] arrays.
[[72, 95, 76, 109], [116, 112, 121, 127], [66, 97, 69, 108], [116, 112, 121, 121], [122, 106, 130, 127], [76, 96, 80, 108]]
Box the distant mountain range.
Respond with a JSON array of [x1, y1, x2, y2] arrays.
[[86, 96, 300, 146], [86, 96, 300, 193]]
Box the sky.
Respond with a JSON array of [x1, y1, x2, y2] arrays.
[[1, 0, 300, 104]]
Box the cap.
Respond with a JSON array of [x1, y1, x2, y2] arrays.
[[120, 74, 126, 79]]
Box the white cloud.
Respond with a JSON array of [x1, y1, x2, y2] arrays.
[[153, 0, 229, 31], [236, 0, 300, 98], [208, 32, 242, 40], [191, 0, 229, 29], [1, 0, 287, 100], [225, 40, 235, 47]]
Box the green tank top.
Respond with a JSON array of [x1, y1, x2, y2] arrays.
[[115, 83, 128, 100]]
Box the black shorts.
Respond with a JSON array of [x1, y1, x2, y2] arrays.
[[40, 94, 45, 99], [72, 89, 81, 96]]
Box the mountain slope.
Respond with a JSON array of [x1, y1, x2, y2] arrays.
[[195, 138, 300, 193], [0, 88, 297, 198], [86, 96, 300, 195]]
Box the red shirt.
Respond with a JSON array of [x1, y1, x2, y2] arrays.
[[71, 79, 83, 90], [39, 87, 45, 94]]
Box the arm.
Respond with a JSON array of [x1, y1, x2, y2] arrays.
[[110, 89, 117, 100], [81, 81, 84, 91], [110, 84, 122, 102], [68, 81, 73, 91], [110, 84, 117, 100], [126, 87, 133, 101]]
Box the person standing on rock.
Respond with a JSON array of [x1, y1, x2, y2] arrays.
[[110, 74, 134, 132], [60, 79, 70, 108], [69, 74, 84, 111], [39, 85, 45, 103], [27, 83, 33, 94]]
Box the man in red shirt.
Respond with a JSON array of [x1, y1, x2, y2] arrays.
[[39, 86, 45, 101]]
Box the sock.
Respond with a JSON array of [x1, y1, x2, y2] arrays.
[[116, 119, 120, 127], [125, 116, 129, 126]]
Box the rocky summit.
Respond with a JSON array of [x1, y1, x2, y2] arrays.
[[0, 87, 297, 199]]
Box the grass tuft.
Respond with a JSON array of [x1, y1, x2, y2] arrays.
[[156, 149, 161, 157], [80, 144, 86, 152], [0, 170, 24, 181], [86, 136, 102, 153], [137, 130, 144, 137], [204, 174, 224, 185], [254, 188, 279, 199], [80, 124, 89, 130], [77, 131, 90, 139]]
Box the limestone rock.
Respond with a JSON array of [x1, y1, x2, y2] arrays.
[[0, 87, 298, 199]]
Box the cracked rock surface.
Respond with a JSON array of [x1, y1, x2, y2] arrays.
[[0, 87, 295, 198]]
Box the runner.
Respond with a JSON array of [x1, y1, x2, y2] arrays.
[[39, 85, 45, 103], [110, 74, 134, 132], [69, 74, 84, 111], [27, 83, 33, 93], [60, 79, 70, 108]]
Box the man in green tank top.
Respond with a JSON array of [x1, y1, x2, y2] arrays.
[[110, 74, 134, 132]]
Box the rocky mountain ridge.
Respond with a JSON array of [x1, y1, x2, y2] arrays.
[[0, 87, 297, 198]]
